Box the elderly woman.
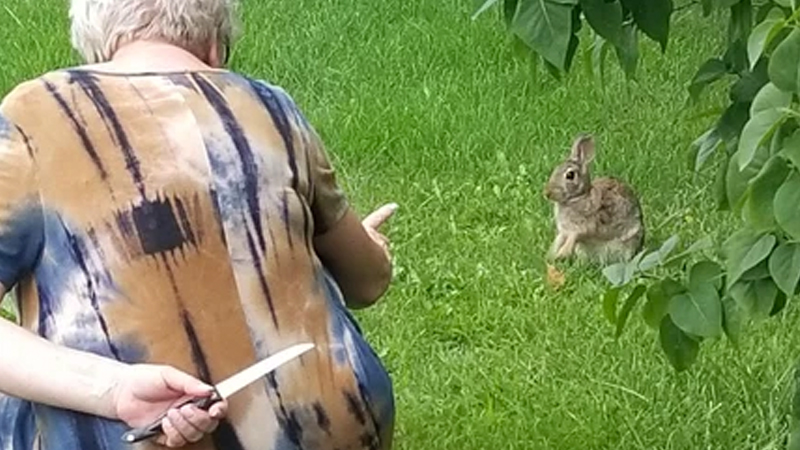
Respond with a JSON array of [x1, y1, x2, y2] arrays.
[[0, 0, 397, 449]]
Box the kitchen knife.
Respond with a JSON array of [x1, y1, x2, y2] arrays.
[[121, 342, 315, 443]]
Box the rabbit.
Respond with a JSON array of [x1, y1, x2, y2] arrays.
[[543, 134, 645, 265]]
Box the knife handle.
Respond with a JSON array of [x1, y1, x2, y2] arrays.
[[120, 390, 221, 444]]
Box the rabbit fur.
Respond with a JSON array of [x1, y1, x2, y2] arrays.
[[543, 134, 644, 264]]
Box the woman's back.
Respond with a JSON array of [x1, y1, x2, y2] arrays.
[[0, 68, 394, 450]]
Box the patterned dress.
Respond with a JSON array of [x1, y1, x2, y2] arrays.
[[0, 68, 394, 450]]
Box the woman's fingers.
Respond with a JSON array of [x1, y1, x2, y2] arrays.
[[160, 412, 188, 447], [158, 366, 214, 398], [208, 400, 228, 419], [362, 203, 398, 230], [179, 404, 218, 434], [161, 404, 222, 447]]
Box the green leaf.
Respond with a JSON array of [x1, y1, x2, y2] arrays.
[[755, 277, 779, 316], [726, 143, 769, 210], [692, 129, 722, 172], [669, 288, 723, 339], [741, 259, 770, 280], [659, 315, 700, 372], [616, 284, 646, 338], [510, 0, 575, 70], [775, 170, 800, 240], [744, 155, 790, 231], [602, 261, 629, 287], [773, 0, 792, 7], [747, 8, 787, 69], [750, 82, 792, 116], [580, 0, 623, 47], [689, 260, 723, 291], [643, 283, 668, 328], [685, 236, 715, 254], [780, 130, 800, 170], [643, 278, 684, 329], [715, 151, 730, 210], [769, 121, 788, 156], [614, 22, 639, 78], [724, 230, 776, 288], [689, 58, 728, 102], [728, 280, 756, 315], [504, 0, 520, 25], [771, 290, 788, 316], [603, 287, 621, 324], [728, 0, 754, 50], [736, 108, 788, 170], [620, 0, 673, 51], [717, 0, 741, 8], [728, 1, 753, 47], [638, 251, 662, 272], [770, 242, 800, 296], [729, 278, 778, 319], [658, 235, 680, 258], [472, 0, 500, 19], [730, 59, 770, 103], [768, 28, 800, 92], [716, 101, 750, 144], [701, 0, 713, 15], [724, 38, 749, 75], [721, 295, 743, 345], [624, 250, 645, 281]]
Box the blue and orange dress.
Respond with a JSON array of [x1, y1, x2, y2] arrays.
[[0, 68, 394, 450]]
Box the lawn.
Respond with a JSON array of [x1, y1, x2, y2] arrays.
[[3, 1, 800, 449]]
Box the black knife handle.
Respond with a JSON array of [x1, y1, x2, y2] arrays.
[[120, 390, 221, 444]]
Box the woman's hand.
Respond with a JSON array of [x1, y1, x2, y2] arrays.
[[361, 203, 398, 260], [313, 202, 398, 307], [112, 364, 228, 447]]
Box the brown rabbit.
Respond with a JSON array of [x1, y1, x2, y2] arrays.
[[543, 134, 644, 264]]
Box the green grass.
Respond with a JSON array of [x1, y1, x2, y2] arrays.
[[3, 1, 800, 449]]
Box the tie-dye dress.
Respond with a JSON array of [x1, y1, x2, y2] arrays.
[[0, 68, 394, 450]]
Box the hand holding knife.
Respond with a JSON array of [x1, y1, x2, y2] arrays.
[[121, 342, 315, 444]]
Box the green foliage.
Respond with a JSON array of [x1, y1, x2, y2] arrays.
[[472, 0, 673, 75], [477, 0, 800, 440], [1, 295, 15, 321], [475, 0, 800, 375]]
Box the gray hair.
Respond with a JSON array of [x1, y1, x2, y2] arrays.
[[68, 0, 240, 63]]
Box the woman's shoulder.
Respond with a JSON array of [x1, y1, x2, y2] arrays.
[[227, 73, 306, 114], [0, 69, 83, 114], [0, 73, 55, 113]]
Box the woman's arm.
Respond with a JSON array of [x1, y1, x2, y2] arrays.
[[0, 296, 123, 418], [313, 204, 397, 309], [0, 285, 228, 447]]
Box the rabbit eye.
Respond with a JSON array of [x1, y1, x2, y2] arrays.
[[565, 170, 576, 181]]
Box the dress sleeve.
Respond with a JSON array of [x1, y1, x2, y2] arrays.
[[303, 123, 350, 235], [251, 79, 351, 235], [0, 100, 44, 290]]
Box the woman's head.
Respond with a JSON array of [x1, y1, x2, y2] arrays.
[[69, 0, 240, 66]]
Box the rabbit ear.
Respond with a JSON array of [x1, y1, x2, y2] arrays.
[[570, 134, 595, 166]]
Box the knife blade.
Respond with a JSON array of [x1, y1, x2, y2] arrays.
[[120, 342, 315, 443]]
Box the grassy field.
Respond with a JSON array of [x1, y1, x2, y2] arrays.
[[3, 1, 800, 449]]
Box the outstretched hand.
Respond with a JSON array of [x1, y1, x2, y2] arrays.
[[112, 364, 228, 447], [362, 203, 398, 259]]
